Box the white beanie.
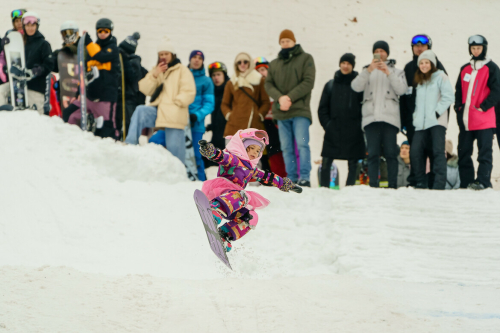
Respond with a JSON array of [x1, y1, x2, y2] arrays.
[[418, 50, 437, 67], [157, 37, 175, 54]]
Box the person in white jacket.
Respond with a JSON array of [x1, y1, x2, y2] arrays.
[[410, 50, 454, 190], [351, 41, 408, 188]]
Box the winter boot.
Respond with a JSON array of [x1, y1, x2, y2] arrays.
[[218, 226, 233, 252], [467, 181, 486, 191]]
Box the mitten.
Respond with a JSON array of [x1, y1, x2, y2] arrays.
[[198, 140, 216, 159], [84, 33, 92, 46], [280, 177, 294, 192]]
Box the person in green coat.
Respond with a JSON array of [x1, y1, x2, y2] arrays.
[[265, 29, 316, 187]]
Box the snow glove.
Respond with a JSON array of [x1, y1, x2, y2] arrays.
[[1, 37, 10, 48], [280, 177, 294, 192], [190, 114, 197, 125], [199, 140, 217, 159]]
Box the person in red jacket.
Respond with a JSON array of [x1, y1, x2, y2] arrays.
[[455, 35, 500, 190]]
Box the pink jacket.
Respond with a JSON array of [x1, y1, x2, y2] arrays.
[[456, 58, 500, 131]]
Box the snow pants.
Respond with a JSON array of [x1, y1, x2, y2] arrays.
[[64, 99, 119, 139], [411, 126, 447, 190], [210, 190, 258, 241], [458, 128, 494, 188]]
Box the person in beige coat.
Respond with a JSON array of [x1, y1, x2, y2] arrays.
[[221, 52, 270, 137], [125, 38, 196, 164]]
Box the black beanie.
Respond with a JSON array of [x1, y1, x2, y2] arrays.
[[119, 32, 140, 55], [373, 40, 390, 56], [339, 53, 356, 68]]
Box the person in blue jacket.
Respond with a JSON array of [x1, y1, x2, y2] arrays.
[[188, 50, 215, 181]]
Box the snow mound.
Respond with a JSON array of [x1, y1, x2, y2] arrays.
[[0, 111, 187, 184]]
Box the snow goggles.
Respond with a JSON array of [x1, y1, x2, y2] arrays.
[[11, 9, 27, 20], [23, 16, 37, 25], [208, 62, 226, 71], [97, 28, 111, 34], [61, 30, 78, 44], [468, 35, 485, 45], [411, 35, 430, 46], [239, 130, 269, 145]]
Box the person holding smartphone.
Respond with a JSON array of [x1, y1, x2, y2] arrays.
[[351, 40, 408, 189], [125, 37, 196, 165]]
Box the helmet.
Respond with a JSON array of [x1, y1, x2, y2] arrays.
[[11, 9, 27, 21], [60, 20, 79, 32], [468, 35, 488, 58], [96, 18, 113, 31], [22, 11, 40, 25], [208, 61, 228, 76], [411, 34, 432, 49], [254, 57, 270, 69], [60, 21, 79, 44]]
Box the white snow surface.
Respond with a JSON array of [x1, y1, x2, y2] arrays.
[[1, 112, 500, 332]]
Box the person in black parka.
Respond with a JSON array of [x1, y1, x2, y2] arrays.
[[318, 53, 365, 187], [116, 32, 147, 137]]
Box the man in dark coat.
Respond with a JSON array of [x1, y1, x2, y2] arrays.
[[116, 32, 147, 137], [318, 53, 365, 187], [400, 34, 447, 187]]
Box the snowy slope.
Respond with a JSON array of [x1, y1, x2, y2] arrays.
[[1, 112, 499, 331]]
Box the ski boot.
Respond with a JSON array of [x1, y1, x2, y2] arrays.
[[218, 227, 233, 253]]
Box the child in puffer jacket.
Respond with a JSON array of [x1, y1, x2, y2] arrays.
[[199, 128, 299, 252]]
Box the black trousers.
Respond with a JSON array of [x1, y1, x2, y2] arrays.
[[410, 126, 446, 190], [320, 158, 358, 187], [364, 122, 399, 189], [458, 128, 494, 188], [406, 126, 435, 188]]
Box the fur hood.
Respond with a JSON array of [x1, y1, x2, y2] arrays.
[[231, 69, 262, 90]]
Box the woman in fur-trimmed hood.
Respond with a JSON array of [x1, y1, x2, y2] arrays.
[[221, 52, 270, 137]]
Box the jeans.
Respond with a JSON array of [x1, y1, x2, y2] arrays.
[[410, 126, 446, 190], [125, 105, 186, 164], [321, 158, 358, 187], [458, 128, 494, 188], [277, 117, 311, 182], [192, 131, 206, 181], [364, 122, 399, 188]]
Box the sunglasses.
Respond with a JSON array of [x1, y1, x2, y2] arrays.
[[237, 60, 249, 65], [97, 28, 110, 34], [468, 35, 485, 45], [411, 35, 430, 46], [11, 9, 27, 19]]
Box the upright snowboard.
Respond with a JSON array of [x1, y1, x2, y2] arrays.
[[77, 33, 87, 131], [4, 31, 28, 109], [185, 124, 199, 181], [57, 51, 79, 110], [317, 161, 340, 189], [193, 189, 232, 270]]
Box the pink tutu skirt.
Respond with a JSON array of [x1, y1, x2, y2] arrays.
[[202, 178, 270, 210]]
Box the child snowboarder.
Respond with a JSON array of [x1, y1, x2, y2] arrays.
[[199, 128, 300, 252]]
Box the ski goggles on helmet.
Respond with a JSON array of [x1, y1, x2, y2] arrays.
[[239, 130, 269, 145], [468, 35, 486, 45], [23, 16, 38, 25], [411, 34, 430, 46], [208, 62, 227, 73], [11, 9, 27, 20], [97, 28, 111, 34]]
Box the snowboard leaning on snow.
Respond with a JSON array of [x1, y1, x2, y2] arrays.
[[193, 189, 232, 270]]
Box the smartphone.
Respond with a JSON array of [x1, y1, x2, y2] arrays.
[[374, 54, 381, 61]]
